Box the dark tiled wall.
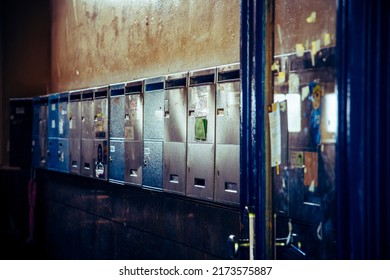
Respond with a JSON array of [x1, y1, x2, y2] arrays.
[[37, 171, 240, 259]]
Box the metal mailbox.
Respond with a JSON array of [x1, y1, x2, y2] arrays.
[[163, 72, 188, 195], [80, 89, 94, 177], [124, 80, 144, 187], [186, 68, 216, 201], [58, 92, 70, 173], [214, 63, 241, 205], [69, 90, 82, 174], [38, 96, 48, 168], [109, 83, 125, 184], [31, 97, 41, 168], [143, 77, 165, 190], [47, 94, 59, 171], [93, 86, 109, 180], [9, 97, 32, 169]]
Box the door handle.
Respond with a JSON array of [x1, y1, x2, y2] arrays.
[[227, 206, 255, 259]]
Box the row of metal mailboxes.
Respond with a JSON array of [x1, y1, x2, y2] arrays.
[[31, 63, 241, 205]]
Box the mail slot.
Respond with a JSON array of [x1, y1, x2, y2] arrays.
[[143, 77, 164, 190], [163, 72, 188, 195], [186, 67, 216, 201], [109, 83, 125, 184], [58, 92, 70, 173], [124, 80, 144, 187], [214, 63, 240, 205], [69, 90, 82, 174]]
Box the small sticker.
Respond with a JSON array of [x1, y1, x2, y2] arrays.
[[290, 151, 304, 168], [95, 162, 105, 178], [301, 86, 310, 101], [277, 72, 286, 84], [195, 89, 209, 117], [323, 33, 331, 46], [144, 147, 150, 155], [51, 120, 56, 128], [110, 146, 116, 153], [51, 103, 56, 111], [295, 43, 305, 57], [311, 39, 321, 66], [306, 11, 317, 23]]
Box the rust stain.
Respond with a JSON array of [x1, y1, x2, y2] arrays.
[[111, 16, 119, 39]]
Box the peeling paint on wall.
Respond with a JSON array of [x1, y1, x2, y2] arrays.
[[51, 0, 240, 92]]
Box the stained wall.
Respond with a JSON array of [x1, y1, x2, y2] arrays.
[[51, 0, 240, 92]]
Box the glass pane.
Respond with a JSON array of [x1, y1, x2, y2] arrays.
[[271, 0, 337, 259]]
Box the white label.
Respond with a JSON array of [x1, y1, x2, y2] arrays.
[[110, 146, 116, 153], [286, 94, 301, 132], [51, 120, 56, 128], [269, 103, 281, 167]]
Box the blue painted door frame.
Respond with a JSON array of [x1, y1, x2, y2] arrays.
[[240, 0, 390, 259]]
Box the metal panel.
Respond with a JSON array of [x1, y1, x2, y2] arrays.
[[93, 140, 108, 180], [32, 97, 40, 137], [110, 88, 125, 139], [69, 92, 82, 139], [69, 91, 82, 175], [143, 141, 163, 190], [164, 73, 187, 142], [124, 141, 143, 186], [81, 139, 94, 177], [58, 92, 70, 138], [144, 77, 165, 140], [94, 93, 108, 140], [214, 144, 240, 205], [186, 68, 216, 201], [124, 80, 144, 187], [9, 98, 33, 168], [48, 94, 59, 138], [187, 84, 216, 144], [58, 138, 70, 173], [215, 64, 241, 205], [216, 81, 240, 145], [125, 93, 143, 142], [109, 140, 124, 184], [163, 142, 186, 195], [69, 137, 81, 174], [186, 143, 215, 201], [39, 97, 48, 168], [81, 91, 94, 140], [32, 98, 41, 168], [32, 135, 40, 168], [47, 138, 59, 171]]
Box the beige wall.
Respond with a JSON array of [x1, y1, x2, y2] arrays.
[[51, 0, 240, 93]]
